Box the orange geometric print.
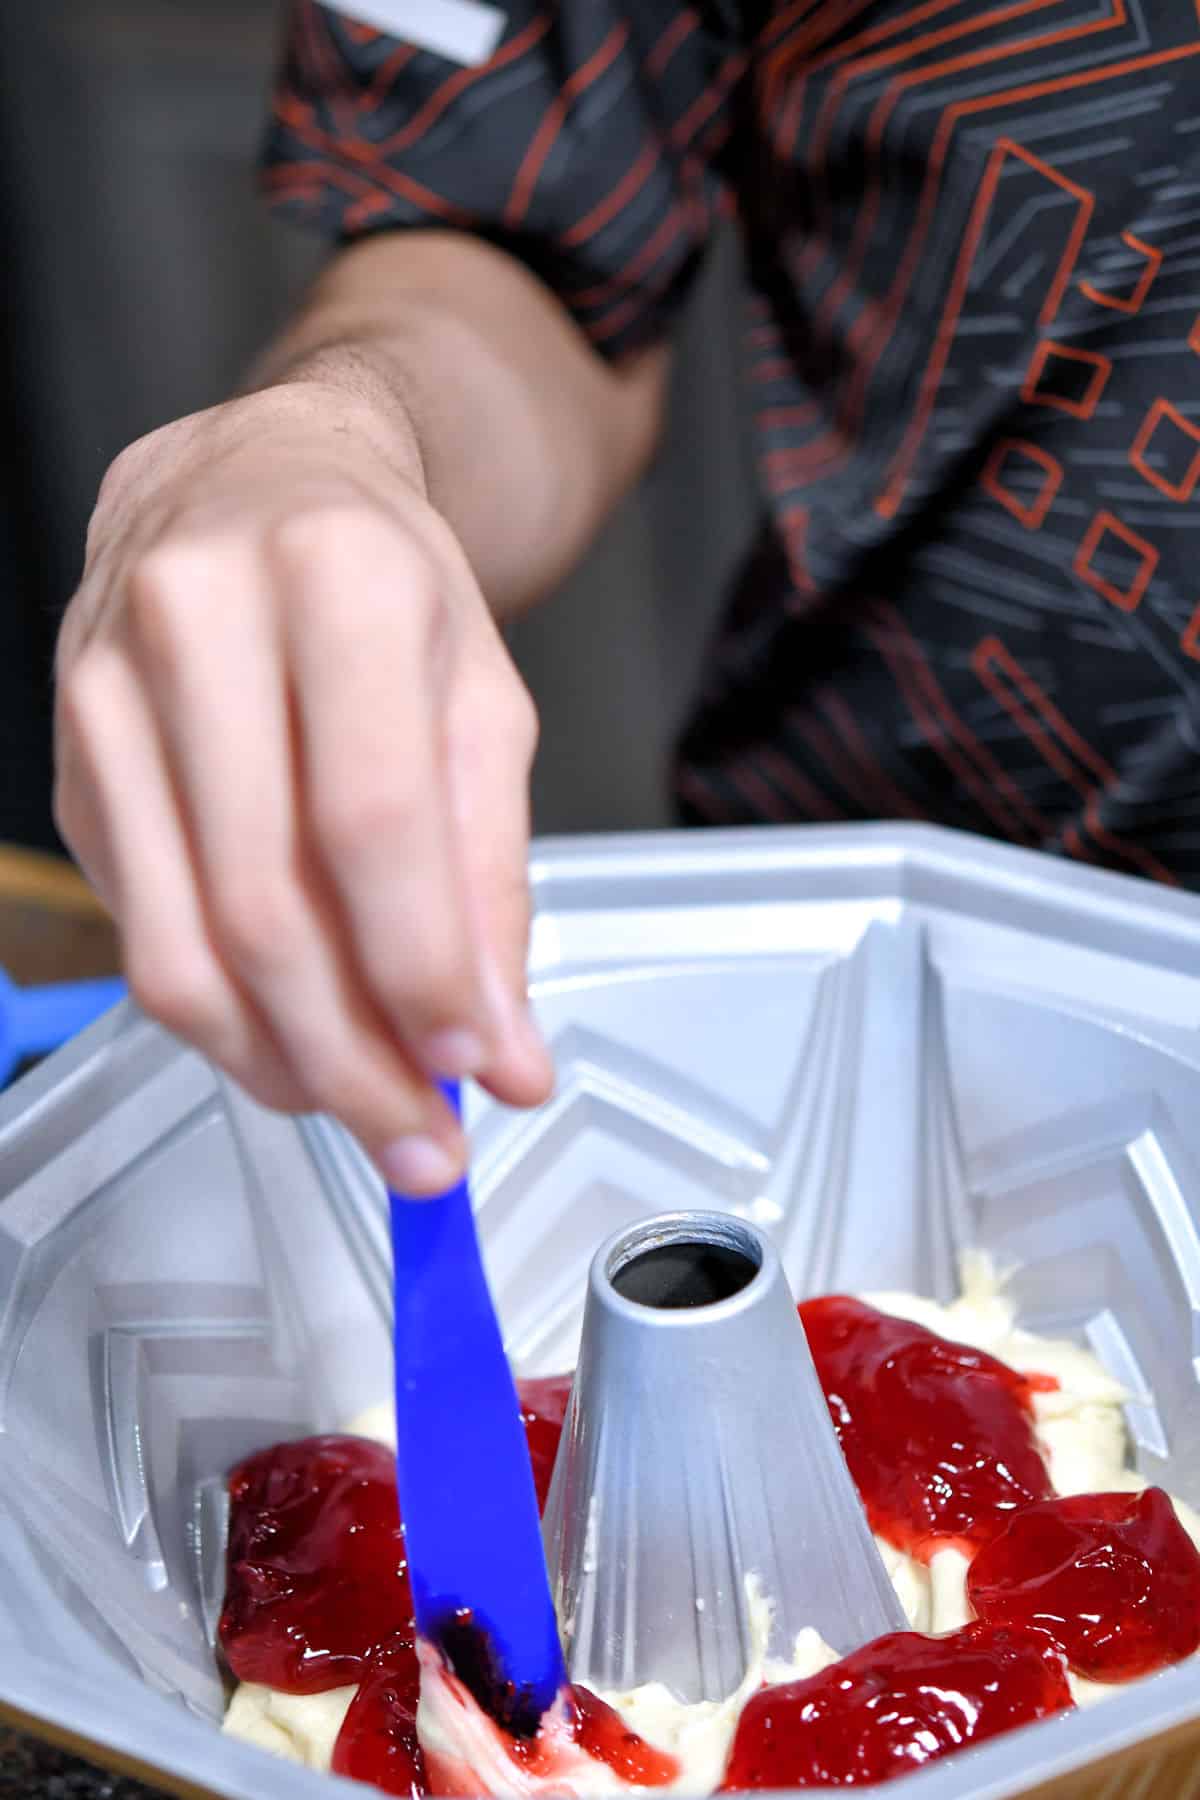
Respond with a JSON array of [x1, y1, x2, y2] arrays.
[[971, 639, 1179, 886], [264, 0, 1200, 886], [1079, 233, 1162, 314], [1129, 399, 1200, 504], [1073, 513, 1159, 614], [1020, 341, 1111, 420], [1182, 607, 1200, 663], [981, 440, 1063, 529]]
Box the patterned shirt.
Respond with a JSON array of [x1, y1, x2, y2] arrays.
[[265, 0, 1200, 889]]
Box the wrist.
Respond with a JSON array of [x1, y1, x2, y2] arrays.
[[255, 370, 429, 503], [242, 306, 429, 492]]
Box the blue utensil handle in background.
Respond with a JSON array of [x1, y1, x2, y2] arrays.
[[8, 977, 126, 1055], [389, 1080, 566, 1734], [0, 968, 127, 1088]]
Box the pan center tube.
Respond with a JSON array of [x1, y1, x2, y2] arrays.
[[606, 1217, 762, 1310]]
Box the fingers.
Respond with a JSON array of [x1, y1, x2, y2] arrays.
[[277, 510, 488, 1077], [54, 648, 308, 1116], [117, 531, 465, 1190], [447, 634, 553, 1108]]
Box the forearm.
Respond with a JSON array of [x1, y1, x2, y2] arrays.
[[250, 231, 669, 616]]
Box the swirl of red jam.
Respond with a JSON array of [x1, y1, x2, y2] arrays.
[[220, 1435, 415, 1693], [518, 1375, 574, 1511], [718, 1623, 1073, 1790], [220, 1379, 572, 1698], [332, 1647, 426, 1798], [502, 1686, 680, 1786], [225, 1324, 1200, 1796], [967, 1487, 1200, 1682], [799, 1297, 1055, 1559], [567, 1687, 680, 1785]]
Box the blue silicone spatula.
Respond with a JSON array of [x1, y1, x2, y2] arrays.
[[389, 1079, 566, 1735]]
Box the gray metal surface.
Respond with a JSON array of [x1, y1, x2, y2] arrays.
[[543, 1211, 906, 1700], [3, 822, 1200, 1799]]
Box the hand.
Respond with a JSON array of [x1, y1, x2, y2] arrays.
[[54, 383, 553, 1193]]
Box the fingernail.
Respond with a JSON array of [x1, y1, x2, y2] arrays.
[[379, 1134, 461, 1197], [420, 1027, 486, 1080]]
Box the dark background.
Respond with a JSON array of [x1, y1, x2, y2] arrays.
[[0, 0, 758, 858]]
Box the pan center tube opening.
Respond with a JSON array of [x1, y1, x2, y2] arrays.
[[606, 1216, 762, 1310]]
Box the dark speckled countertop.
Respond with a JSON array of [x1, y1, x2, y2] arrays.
[[0, 1730, 169, 1799]]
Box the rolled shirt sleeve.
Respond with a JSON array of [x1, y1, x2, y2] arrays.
[[262, 0, 743, 356]]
